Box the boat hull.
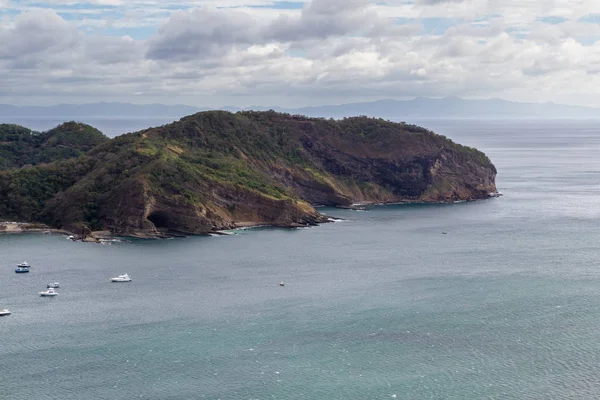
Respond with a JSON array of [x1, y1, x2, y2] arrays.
[[15, 269, 29, 273], [39, 293, 58, 297], [111, 279, 131, 282]]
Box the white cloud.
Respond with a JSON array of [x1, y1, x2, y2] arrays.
[[4, 1, 600, 107], [0, 9, 81, 66], [145, 0, 396, 61]]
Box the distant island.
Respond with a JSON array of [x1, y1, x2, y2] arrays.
[[0, 111, 497, 240], [2, 97, 600, 120]]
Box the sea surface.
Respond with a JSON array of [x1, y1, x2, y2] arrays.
[[3, 119, 600, 399]]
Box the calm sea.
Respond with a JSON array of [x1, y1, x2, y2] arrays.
[[3, 119, 600, 399]]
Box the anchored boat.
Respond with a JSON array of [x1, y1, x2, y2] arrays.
[[15, 261, 30, 273], [111, 273, 131, 282], [39, 287, 58, 297]]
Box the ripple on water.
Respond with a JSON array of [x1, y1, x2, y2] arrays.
[[5, 120, 600, 398]]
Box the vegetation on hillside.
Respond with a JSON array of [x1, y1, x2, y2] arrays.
[[0, 122, 108, 169], [0, 112, 497, 235]]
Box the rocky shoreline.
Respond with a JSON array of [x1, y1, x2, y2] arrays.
[[0, 222, 116, 243], [336, 191, 503, 210], [0, 194, 502, 243], [0, 222, 71, 236], [0, 216, 331, 243]]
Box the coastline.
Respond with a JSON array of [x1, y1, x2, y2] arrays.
[[0, 222, 117, 243], [0, 194, 501, 242], [342, 192, 503, 209], [0, 222, 72, 236]]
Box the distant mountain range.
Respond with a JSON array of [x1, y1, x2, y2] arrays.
[[2, 97, 600, 119], [0, 102, 201, 118]]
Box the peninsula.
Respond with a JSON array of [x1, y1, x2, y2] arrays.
[[0, 111, 497, 239]]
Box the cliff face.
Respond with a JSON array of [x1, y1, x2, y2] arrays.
[[274, 120, 496, 205], [0, 111, 497, 237]]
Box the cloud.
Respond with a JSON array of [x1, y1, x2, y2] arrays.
[[0, 9, 80, 66], [146, 7, 261, 61], [5, 1, 600, 107], [269, 0, 384, 41], [146, 0, 394, 61], [416, 0, 466, 4]]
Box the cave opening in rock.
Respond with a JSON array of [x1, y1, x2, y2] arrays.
[[147, 211, 170, 230]]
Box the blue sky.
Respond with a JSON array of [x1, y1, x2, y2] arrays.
[[3, 0, 600, 107]]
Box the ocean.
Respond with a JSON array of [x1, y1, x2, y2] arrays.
[[2, 119, 600, 399]]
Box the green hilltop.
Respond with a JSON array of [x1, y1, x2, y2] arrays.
[[0, 122, 107, 169]]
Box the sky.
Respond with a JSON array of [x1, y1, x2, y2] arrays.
[[2, 0, 600, 108]]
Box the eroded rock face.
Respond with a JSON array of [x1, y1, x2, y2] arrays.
[[275, 122, 497, 206], [420, 149, 497, 202], [99, 179, 326, 237], [0, 111, 497, 237], [96, 178, 210, 237]]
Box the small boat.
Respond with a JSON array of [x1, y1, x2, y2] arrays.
[[15, 261, 30, 273], [47, 282, 60, 288], [279, 281, 285, 287], [0, 309, 11, 316], [39, 287, 58, 297], [111, 273, 131, 282]]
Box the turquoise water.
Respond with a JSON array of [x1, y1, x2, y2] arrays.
[[4, 120, 600, 398]]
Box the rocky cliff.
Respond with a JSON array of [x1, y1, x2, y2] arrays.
[[0, 111, 497, 237]]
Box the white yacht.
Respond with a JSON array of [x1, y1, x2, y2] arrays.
[[47, 282, 60, 288], [15, 261, 30, 273], [111, 273, 131, 282], [39, 287, 58, 297], [0, 309, 11, 316]]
